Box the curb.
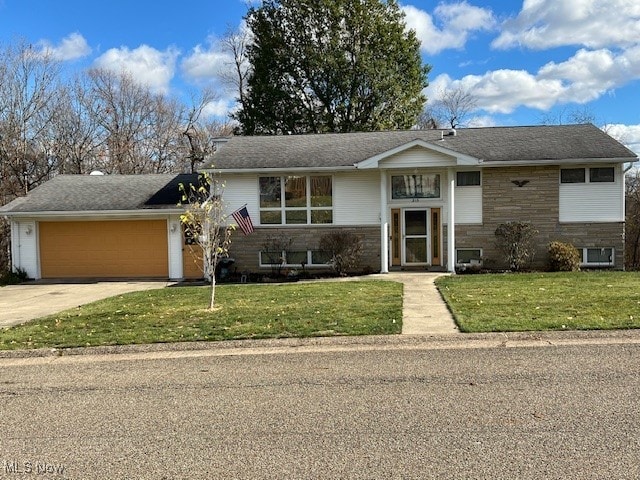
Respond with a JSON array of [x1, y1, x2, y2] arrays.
[[1, 328, 640, 360]]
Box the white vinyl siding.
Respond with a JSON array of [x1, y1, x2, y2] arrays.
[[379, 145, 457, 168], [455, 186, 482, 224], [11, 219, 39, 279], [333, 171, 380, 225], [221, 175, 259, 225], [559, 165, 624, 222]]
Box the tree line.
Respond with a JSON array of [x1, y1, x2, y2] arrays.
[[0, 41, 233, 275], [0, 41, 232, 206]]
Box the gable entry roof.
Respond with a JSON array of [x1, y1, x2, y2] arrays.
[[207, 124, 637, 171]]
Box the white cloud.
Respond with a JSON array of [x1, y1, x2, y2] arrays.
[[202, 98, 234, 118], [94, 45, 179, 95], [431, 41, 640, 114], [605, 124, 640, 158], [493, 0, 640, 50], [182, 42, 233, 81], [466, 115, 498, 128], [402, 2, 496, 55], [37, 32, 91, 61]]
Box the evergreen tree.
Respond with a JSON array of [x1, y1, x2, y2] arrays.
[[235, 0, 430, 134]]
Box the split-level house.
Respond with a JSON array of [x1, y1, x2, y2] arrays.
[[1, 124, 636, 279]]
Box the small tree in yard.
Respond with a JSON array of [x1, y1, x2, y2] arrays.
[[319, 232, 363, 276], [179, 173, 234, 310], [495, 222, 538, 271]]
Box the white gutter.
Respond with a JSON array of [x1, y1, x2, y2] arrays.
[[1, 209, 185, 218], [479, 157, 636, 167], [203, 165, 357, 174]]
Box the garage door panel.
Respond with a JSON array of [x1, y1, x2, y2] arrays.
[[39, 220, 168, 278]]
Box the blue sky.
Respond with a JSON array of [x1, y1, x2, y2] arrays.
[[1, 0, 639, 154]]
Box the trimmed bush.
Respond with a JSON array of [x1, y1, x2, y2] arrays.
[[548, 241, 581, 272]]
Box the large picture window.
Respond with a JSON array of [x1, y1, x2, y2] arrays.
[[391, 174, 440, 199], [259, 175, 332, 225]]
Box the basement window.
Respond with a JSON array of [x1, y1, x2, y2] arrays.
[[456, 248, 482, 265], [259, 250, 331, 267], [581, 247, 614, 267]]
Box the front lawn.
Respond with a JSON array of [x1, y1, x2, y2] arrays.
[[0, 280, 402, 350], [436, 271, 640, 333]]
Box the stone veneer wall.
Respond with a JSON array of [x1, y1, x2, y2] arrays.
[[228, 226, 381, 274], [454, 166, 624, 269]]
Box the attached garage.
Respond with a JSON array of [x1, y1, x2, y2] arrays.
[[1, 174, 207, 280], [39, 220, 169, 278]]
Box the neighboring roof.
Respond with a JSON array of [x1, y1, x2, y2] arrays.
[[0, 174, 190, 215], [206, 124, 637, 170]]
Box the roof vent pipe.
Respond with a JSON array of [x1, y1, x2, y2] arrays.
[[448, 128, 457, 136], [440, 131, 444, 140]]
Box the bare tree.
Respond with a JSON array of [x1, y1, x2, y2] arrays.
[[179, 173, 235, 310], [626, 170, 640, 270], [218, 26, 252, 116], [539, 106, 596, 126], [416, 85, 477, 130], [44, 76, 104, 174], [0, 41, 61, 201], [86, 68, 160, 174]]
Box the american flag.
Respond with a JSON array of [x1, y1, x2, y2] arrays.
[[231, 205, 255, 235]]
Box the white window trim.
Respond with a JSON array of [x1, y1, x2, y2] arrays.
[[258, 175, 334, 226], [259, 250, 330, 268], [580, 247, 615, 267], [455, 248, 483, 266], [456, 170, 482, 187], [389, 171, 442, 201], [560, 166, 616, 185]]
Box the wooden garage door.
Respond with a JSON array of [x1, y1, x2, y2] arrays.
[[39, 220, 168, 278]]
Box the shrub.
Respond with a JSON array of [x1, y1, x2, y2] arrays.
[[0, 267, 29, 286], [548, 241, 581, 271], [261, 235, 293, 277], [495, 221, 538, 271], [318, 231, 363, 275]]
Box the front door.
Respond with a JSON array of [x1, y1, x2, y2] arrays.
[[404, 209, 429, 264]]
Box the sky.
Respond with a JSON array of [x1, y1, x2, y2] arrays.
[[0, 0, 639, 156]]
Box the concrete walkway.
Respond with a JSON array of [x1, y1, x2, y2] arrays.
[[373, 272, 459, 335]]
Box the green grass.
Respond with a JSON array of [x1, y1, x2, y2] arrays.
[[436, 271, 640, 333], [0, 280, 402, 350]]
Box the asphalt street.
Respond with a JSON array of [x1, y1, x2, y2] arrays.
[[1, 334, 639, 479]]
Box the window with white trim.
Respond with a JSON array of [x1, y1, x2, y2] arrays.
[[456, 171, 481, 186], [259, 175, 332, 225], [581, 247, 614, 267], [560, 167, 615, 184], [456, 248, 482, 265], [260, 249, 331, 267], [391, 173, 440, 199]]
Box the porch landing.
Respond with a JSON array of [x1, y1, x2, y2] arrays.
[[372, 272, 459, 335]]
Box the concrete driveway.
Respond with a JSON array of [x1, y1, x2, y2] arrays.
[[0, 281, 172, 328]]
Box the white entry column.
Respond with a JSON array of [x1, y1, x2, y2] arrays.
[[447, 168, 456, 273], [380, 170, 389, 273]]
